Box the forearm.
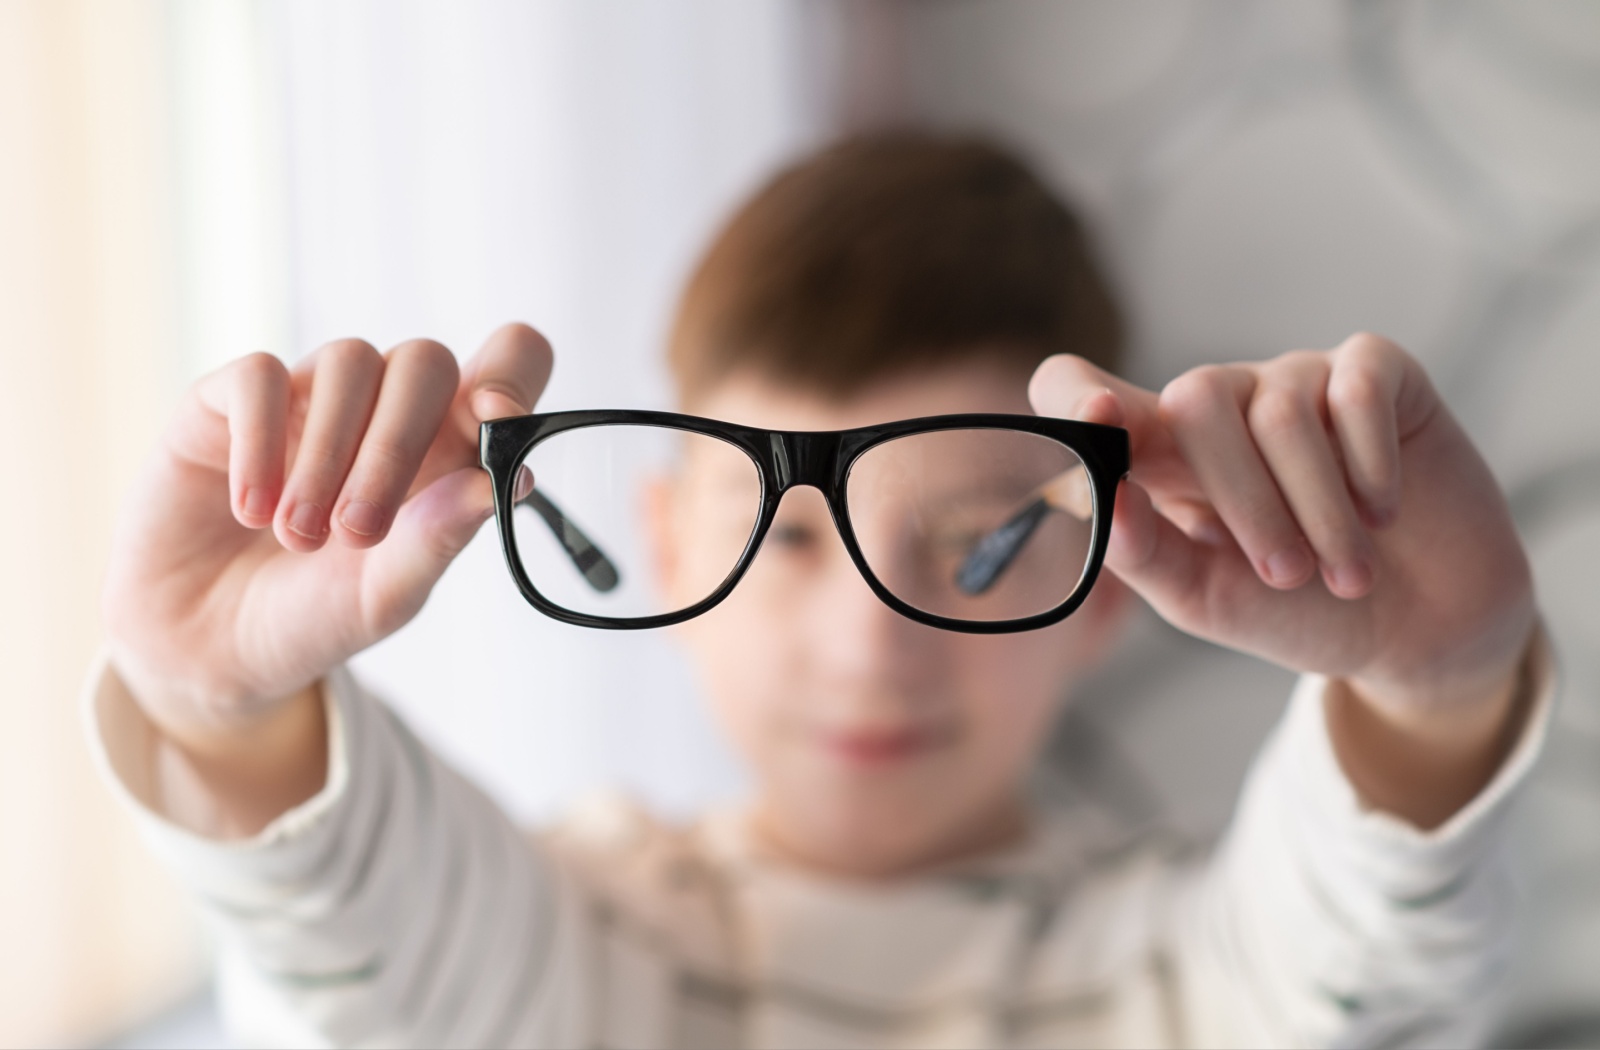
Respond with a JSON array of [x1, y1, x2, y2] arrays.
[[1330, 622, 1538, 830], [145, 681, 329, 840], [87, 659, 588, 1046], [105, 648, 330, 839], [1175, 645, 1552, 1048]]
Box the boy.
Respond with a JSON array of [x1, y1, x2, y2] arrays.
[[93, 134, 1550, 1047]]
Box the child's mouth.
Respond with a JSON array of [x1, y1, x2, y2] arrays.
[[816, 724, 953, 766]]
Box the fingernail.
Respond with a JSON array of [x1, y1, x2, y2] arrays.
[[472, 389, 520, 422], [1331, 560, 1372, 596], [1266, 546, 1311, 585], [242, 486, 275, 520], [1073, 388, 1123, 424], [287, 501, 327, 540], [339, 499, 385, 537]]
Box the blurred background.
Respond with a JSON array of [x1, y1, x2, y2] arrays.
[[2, 1, 1597, 1046]]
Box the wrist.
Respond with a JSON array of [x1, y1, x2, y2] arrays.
[[107, 645, 305, 755], [1344, 658, 1521, 751], [150, 682, 329, 839], [1344, 607, 1537, 728], [103, 653, 331, 839], [1328, 624, 1538, 829]]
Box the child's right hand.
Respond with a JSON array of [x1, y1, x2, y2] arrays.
[[103, 324, 552, 781]]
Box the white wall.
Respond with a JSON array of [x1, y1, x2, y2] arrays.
[[274, 0, 833, 824]]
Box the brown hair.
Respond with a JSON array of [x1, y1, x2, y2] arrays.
[[667, 130, 1123, 403]]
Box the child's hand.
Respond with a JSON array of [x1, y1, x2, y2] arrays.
[[1031, 333, 1537, 825], [104, 324, 552, 762]]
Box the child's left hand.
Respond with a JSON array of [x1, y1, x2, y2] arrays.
[[1030, 333, 1537, 825]]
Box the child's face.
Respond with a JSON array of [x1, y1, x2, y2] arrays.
[[651, 359, 1130, 877]]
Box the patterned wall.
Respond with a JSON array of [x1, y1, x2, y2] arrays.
[[886, 1, 1600, 1038]]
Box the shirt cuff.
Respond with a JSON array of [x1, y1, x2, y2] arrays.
[[81, 653, 357, 864], [1271, 620, 1555, 880]]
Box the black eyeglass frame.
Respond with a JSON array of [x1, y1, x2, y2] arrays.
[[480, 410, 1130, 634]]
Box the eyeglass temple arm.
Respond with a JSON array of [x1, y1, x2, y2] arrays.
[[517, 487, 622, 593], [955, 500, 1050, 596], [954, 470, 1091, 596]]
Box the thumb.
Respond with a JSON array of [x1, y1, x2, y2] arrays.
[[460, 322, 554, 434], [362, 467, 494, 635], [1031, 354, 1194, 497], [1075, 390, 1213, 625]]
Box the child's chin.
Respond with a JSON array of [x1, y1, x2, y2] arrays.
[[773, 774, 979, 871]]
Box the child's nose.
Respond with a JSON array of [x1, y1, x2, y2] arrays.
[[804, 538, 936, 690]]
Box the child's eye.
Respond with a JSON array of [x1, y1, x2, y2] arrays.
[[930, 526, 985, 554], [768, 523, 820, 549]]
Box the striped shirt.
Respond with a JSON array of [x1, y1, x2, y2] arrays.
[[87, 633, 1552, 1049]]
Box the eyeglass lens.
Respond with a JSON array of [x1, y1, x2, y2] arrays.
[[845, 429, 1094, 622], [512, 424, 762, 620], [510, 424, 1095, 624]]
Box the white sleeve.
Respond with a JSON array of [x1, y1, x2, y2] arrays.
[[1170, 626, 1556, 1050], [84, 658, 597, 1049]]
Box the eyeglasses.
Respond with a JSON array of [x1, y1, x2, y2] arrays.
[[479, 410, 1128, 633]]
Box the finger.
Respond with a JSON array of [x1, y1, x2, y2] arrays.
[[1326, 333, 1408, 527], [1073, 389, 1214, 623], [461, 322, 554, 427], [331, 339, 460, 547], [1101, 475, 1212, 626], [1071, 386, 1126, 429], [360, 466, 496, 638], [1029, 354, 1198, 498], [1158, 364, 1316, 589], [187, 353, 292, 528], [274, 339, 384, 552], [227, 354, 292, 527], [411, 322, 556, 494], [1153, 496, 1230, 546], [1247, 352, 1375, 598]]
